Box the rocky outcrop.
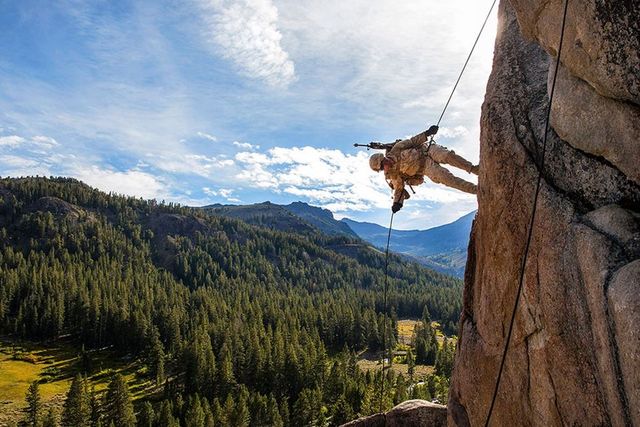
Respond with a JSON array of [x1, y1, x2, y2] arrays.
[[341, 400, 447, 427], [29, 196, 86, 219], [510, 0, 640, 104], [449, 1, 640, 426]]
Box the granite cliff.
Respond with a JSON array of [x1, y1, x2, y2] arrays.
[[449, 0, 640, 426], [343, 1, 639, 425]]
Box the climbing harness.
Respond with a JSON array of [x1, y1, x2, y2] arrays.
[[379, 212, 395, 414], [375, 0, 499, 416], [483, 0, 570, 426]]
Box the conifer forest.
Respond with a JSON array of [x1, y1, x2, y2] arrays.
[[0, 177, 461, 426]]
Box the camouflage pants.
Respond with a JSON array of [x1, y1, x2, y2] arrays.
[[423, 144, 478, 194]]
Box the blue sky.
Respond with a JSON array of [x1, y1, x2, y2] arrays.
[[0, 0, 497, 229]]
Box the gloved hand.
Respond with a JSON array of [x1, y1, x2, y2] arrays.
[[392, 202, 403, 213], [425, 125, 439, 136]]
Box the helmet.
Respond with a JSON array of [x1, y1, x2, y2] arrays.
[[369, 153, 385, 171]]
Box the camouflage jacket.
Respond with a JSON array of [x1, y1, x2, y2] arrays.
[[383, 132, 430, 203]]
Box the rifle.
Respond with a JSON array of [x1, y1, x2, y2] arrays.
[[353, 142, 396, 150]]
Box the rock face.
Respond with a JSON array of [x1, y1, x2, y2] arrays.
[[341, 400, 447, 427], [448, 1, 640, 426]]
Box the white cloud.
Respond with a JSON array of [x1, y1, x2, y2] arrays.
[[218, 188, 233, 197], [31, 135, 60, 148], [197, 131, 218, 142], [438, 126, 470, 139], [203, 186, 218, 196], [202, 187, 240, 202], [235, 161, 280, 189], [233, 144, 478, 216], [199, 0, 296, 87], [218, 188, 241, 202], [0, 155, 49, 178], [0, 135, 26, 147], [148, 152, 235, 177], [0, 135, 60, 153], [233, 141, 259, 150], [235, 146, 389, 212], [73, 166, 167, 200]]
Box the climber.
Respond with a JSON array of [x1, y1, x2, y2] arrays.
[[369, 125, 479, 213]]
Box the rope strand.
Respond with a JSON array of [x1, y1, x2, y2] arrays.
[[436, 0, 498, 127], [483, 1, 570, 425], [378, 212, 395, 414], [374, 0, 502, 418]]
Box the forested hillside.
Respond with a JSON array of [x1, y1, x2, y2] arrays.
[[0, 177, 461, 426], [202, 201, 357, 238]]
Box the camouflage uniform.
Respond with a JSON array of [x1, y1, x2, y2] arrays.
[[382, 131, 478, 203]]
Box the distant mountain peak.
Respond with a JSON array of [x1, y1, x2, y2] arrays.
[[343, 211, 476, 278], [201, 200, 357, 238]]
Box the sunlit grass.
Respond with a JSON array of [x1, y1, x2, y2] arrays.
[[397, 319, 419, 345], [0, 337, 154, 425], [356, 358, 434, 380]]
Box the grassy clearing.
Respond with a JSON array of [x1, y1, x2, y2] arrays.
[[0, 337, 155, 426], [396, 319, 419, 345], [356, 319, 456, 381], [396, 319, 456, 348], [356, 358, 434, 380]]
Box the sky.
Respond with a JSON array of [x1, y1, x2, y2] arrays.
[[0, 0, 498, 230]]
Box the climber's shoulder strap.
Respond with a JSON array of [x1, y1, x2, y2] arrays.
[[424, 136, 435, 156]]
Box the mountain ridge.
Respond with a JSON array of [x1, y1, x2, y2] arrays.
[[343, 211, 476, 278], [203, 201, 474, 278]]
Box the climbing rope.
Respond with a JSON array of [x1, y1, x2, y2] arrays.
[[375, 0, 500, 416], [435, 0, 498, 128], [483, 0, 570, 425], [427, 0, 498, 162], [378, 211, 395, 414]]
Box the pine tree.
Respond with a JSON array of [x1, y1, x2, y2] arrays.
[[427, 334, 438, 365], [393, 375, 408, 405], [147, 327, 165, 386], [278, 399, 290, 427], [184, 395, 205, 427], [266, 396, 283, 427], [201, 399, 214, 427], [62, 375, 90, 427], [157, 401, 179, 427], [24, 381, 43, 427], [89, 387, 102, 427], [80, 344, 92, 375], [292, 388, 322, 427], [105, 374, 136, 427], [219, 388, 248, 427], [435, 338, 455, 378], [217, 342, 235, 398], [210, 398, 226, 426], [331, 396, 353, 426], [137, 402, 154, 427], [222, 394, 235, 426], [407, 348, 416, 381], [229, 387, 250, 427], [42, 408, 58, 427]]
